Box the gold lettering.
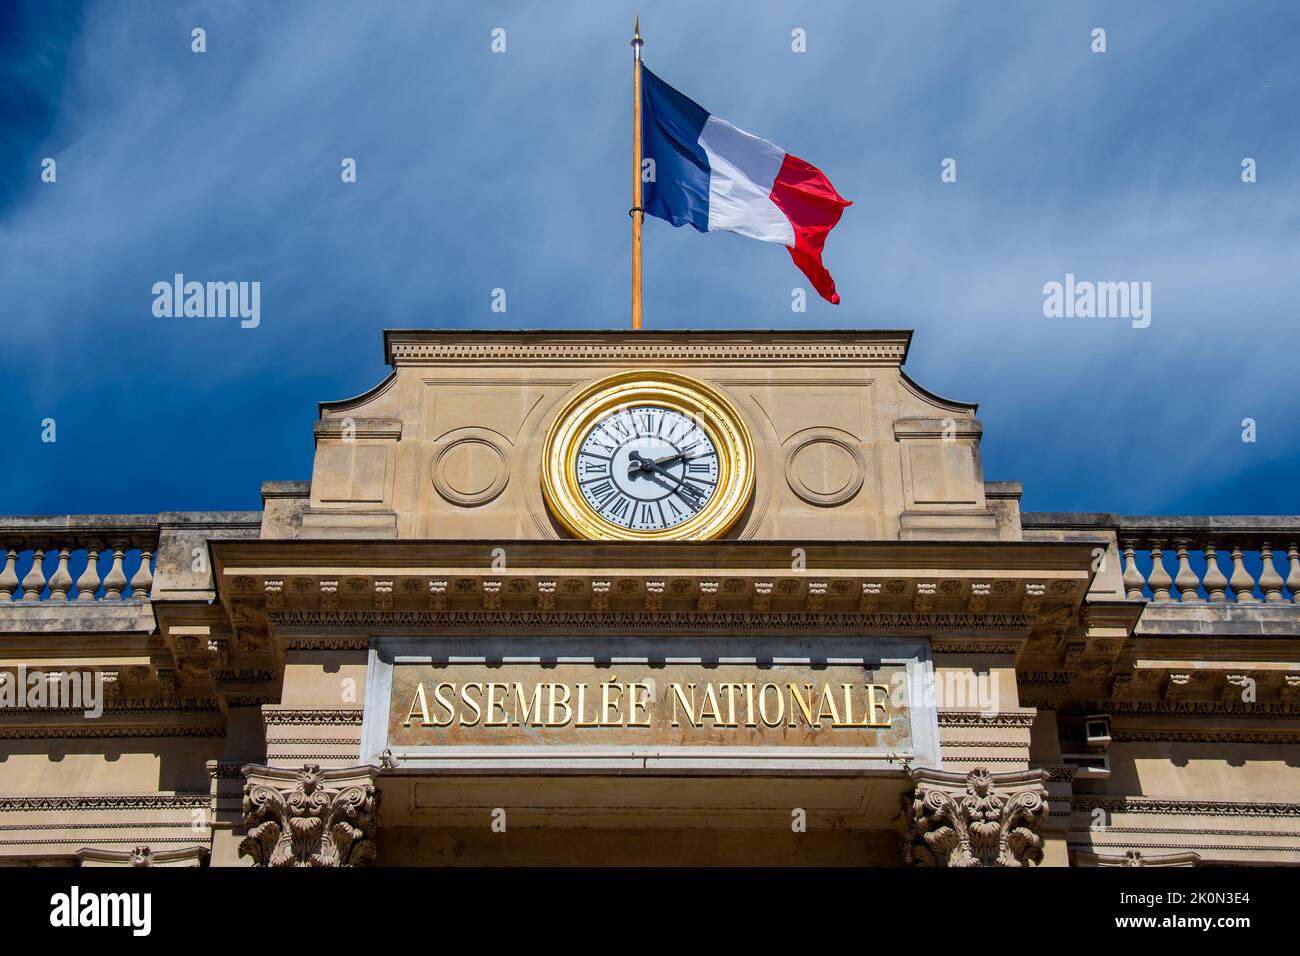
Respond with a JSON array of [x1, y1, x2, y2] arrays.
[[697, 683, 723, 725], [459, 682, 483, 727], [546, 683, 572, 726], [670, 683, 697, 727], [841, 683, 860, 726], [758, 683, 784, 726], [718, 682, 744, 727], [865, 683, 892, 727], [432, 682, 456, 727], [575, 682, 600, 727], [815, 682, 842, 726], [788, 683, 816, 728], [485, 683, 510, 726], [403, 682, 431, 727], [600, 676, 624, 726], [512, 682, 541, 725], [744, 683, 756, 726], [627, 682, 652, 727]]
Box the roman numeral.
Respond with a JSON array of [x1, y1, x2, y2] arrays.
[[586, 480, 616, 503]]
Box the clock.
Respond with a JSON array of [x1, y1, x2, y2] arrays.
[[541, 370, 755, 540]]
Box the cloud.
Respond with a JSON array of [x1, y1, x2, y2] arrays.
[[2, 0, 1297, 513]]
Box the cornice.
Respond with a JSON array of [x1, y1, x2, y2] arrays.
[[211, 538, 1099, 573], [383, 329, 913, 367], [269, 611, 1037, 644], [212, 540, 1094, 645]]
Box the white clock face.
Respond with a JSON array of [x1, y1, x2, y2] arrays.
[[574, 405, 721, 531]]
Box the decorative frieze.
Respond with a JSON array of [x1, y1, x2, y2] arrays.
[[1072, 795, 1300, 817], [384, 333, 911, 366]]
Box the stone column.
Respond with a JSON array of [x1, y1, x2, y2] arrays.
[[898, 766, 1049, 867], [239, 763, 379, 867]]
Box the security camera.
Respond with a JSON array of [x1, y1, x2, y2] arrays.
[[1084, 714, 1112, 752]]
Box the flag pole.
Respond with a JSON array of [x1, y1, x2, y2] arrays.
[[631, 16, 644, 330]]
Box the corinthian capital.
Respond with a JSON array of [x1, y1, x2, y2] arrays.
[[239, 763, 379, 867], [899, 766, 1048, 867]]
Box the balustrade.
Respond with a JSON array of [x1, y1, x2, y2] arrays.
[[0, 517, 158, 603], [1024, 515, 1300, 605], [1119, 536, 1299, 604]]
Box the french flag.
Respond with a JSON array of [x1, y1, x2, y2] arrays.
[[641, 66, 852, 304]]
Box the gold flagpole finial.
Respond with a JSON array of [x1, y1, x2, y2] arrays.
[[633, 14, 642, 46]]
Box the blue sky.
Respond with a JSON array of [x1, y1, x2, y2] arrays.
[[2, 0, 1297, 517]]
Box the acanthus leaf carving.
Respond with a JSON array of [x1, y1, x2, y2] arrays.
[[899, 766, 1048, 867], [239, 763, 379, 868]]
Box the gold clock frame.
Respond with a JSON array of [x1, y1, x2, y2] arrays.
[[541, 370, 755, 541]]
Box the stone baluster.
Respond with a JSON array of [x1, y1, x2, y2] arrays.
[[0, 548, 18, 603], [129, 547, 154, 601], [1228, 546, 1257, 603], [1120, 540, 1145, 600], [102, 544, 128, 601], [1173, 540, 1200, 602], [21, 548, 47, 601], [1201, 542, 1229, 602], [76, 545, 102, 601], [1258, 542, 1285, 603], [47, 546, 74, 602], [1287, 544, 1300, 604], [1146, 541, 1173, 602]]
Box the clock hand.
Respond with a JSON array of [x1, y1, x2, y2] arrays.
[[627, 449, 704, 478], [627, 451, 686, 483], [627, 452, 706, 507], [652, 449, 706, 467], [644, 472, 704, 510]]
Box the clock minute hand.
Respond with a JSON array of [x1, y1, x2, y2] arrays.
[[652, 449, 705, 467], [627, 451, 682, 483], [627, 452, 705, 505]]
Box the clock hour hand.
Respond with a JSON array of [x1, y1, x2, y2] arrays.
[[627, 452, 706, 507], [626, 450, 679, 481]]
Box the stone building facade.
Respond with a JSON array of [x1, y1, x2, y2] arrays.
[[1, 330, 1297, 867]]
